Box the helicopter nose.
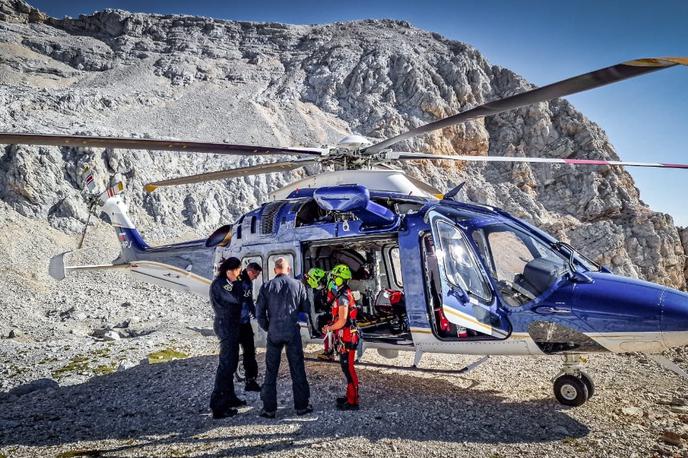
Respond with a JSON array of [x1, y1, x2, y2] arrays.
[[661, 289, 688, 349]]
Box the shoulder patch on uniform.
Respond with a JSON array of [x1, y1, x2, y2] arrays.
[[223, 283, 233, 292]]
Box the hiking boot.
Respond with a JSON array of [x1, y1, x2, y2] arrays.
[[336, 397, 347, 406], [296, 404, 314, 415], [244, 379, 261, 392], [259, 409, 276, 419], [227, 398, 247, 408], [317, 351, 334, 361], [336, 402, 359, 411], [212, 408, 238, 419]]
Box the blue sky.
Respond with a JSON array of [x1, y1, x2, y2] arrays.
[[31, 1, 688, 225]]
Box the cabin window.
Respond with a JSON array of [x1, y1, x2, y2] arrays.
[[242, 256, 263, 298], [235, 215, 244, 239], [267, 253, 295, 280], [387, 246, 404, 287], [434, 220, 491, 302]]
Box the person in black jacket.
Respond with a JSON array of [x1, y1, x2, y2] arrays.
[[209, 257, 246, 419], [255, 257, 312, 418], [238, 262, 263, 392]]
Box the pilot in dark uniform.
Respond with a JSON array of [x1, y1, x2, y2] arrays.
[[209, 257, 246, 419], [255, 257, 312, 418], [238, 262, 263, 392]]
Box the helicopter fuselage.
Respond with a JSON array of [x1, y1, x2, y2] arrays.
[[110, 178, 688, 360]]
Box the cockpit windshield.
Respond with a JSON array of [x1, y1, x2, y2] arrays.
[[471, 224, 569, 307]]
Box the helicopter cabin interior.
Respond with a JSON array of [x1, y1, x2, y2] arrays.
[[302, 236, 413, 345]]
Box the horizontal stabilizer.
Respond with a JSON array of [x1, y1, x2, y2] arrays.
[[48, 251, 130, 281], [48, 251, 70, 280]]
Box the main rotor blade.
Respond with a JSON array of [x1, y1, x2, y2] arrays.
[[0, 132, 328, 157], [144, 158, 319, 192], [384, 151, 688, 170], [364, 57, 688, 154]]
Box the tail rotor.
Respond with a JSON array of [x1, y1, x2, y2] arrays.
[[76, 166, 125, 250], [77, 166, 98, 250]]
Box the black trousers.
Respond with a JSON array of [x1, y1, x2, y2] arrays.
[[238, 322, 258, 380], [209, 337, 240, 414], [261, 331, 310, 413]]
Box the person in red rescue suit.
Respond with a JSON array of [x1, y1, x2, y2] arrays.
[[321, 264, 360, 410]]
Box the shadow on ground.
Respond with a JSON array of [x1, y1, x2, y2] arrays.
[[0, 355, 589, 455]]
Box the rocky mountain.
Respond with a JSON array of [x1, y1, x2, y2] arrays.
[[1, 0, 686, 289]]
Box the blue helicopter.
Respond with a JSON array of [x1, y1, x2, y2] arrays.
[[2, 57, 687, 407]]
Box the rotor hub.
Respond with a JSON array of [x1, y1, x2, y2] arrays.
[[336, 134, 371, 151]]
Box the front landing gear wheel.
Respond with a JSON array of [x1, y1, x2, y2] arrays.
[[580, 371, 595, 399], [554, 374, 589, 407]]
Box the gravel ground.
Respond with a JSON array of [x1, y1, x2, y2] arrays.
[[1, 333, 688, 457]]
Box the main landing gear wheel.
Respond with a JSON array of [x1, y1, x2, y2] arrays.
[[580, 370, 595, 399], [553, 374, 589, 407]]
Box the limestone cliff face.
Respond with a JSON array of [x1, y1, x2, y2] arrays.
[[0, 0, 685, 288]]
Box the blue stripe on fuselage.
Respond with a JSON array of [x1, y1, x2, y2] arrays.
[[121, 227, 149, 252]]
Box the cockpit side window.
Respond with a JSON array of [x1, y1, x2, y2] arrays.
[[434, 220, 492, 302], [472, 224, 568, 307], [487, 231, 534, 283]]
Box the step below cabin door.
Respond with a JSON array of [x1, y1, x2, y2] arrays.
[[427, 210, 511, 339]]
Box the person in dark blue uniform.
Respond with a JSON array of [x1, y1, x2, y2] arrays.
[[255, 257, 312, 418], [238, 262, 263, 392], [209, 257, 246, 419]]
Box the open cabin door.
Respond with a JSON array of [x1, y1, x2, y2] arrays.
[[427, 210, 511, 339]]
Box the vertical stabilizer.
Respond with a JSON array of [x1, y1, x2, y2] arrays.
[[99, 186, 149, 263]]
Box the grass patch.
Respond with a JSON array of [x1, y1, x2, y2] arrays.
[[147, 348, 189, 364], [91, 347, 111, 358], [93, 363, 117, 376], [51, 355, 89, 379]]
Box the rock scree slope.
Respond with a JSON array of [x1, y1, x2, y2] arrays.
[[1, 0, 687, 289], [1, 0, 686, 291]]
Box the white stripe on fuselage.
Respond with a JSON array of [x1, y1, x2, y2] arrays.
[[405, 329, 673, 355]]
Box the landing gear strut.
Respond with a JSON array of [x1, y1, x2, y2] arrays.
[[552, 354, 593, 407]]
